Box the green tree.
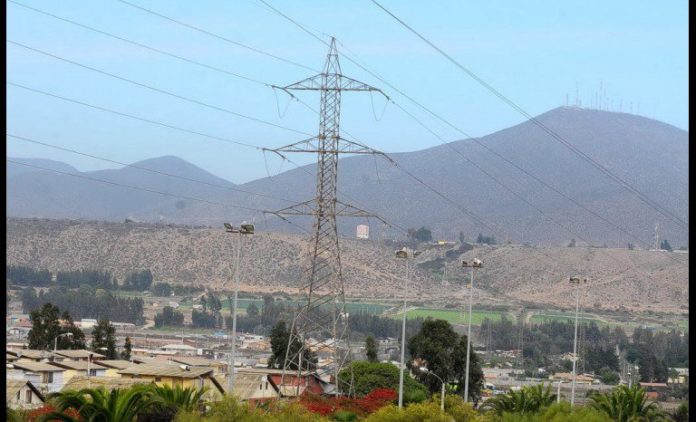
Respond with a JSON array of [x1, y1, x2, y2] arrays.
[[91, 318, 118, 359], [483, 384, 557, 416], [660, 240, 673, 251], [568, 238, 576, 247], [246, 302, 259, 318], [268, 321, 315, 370], [589, 384, 665, 422], [122, 336, 132, 361], [598, 367, 620, 385], [28, 303, 85, 350], [139, 384, 208, 422], [670, 401, 688, 422], [407, 319, 484, 404], [365, 336, 378, 362], [337, 361, 428, 403]]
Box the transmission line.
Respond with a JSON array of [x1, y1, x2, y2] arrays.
[[7, 133, 297, 204], [7, 40, 312, 137], [257, 0, 684, 254], [114, 0, 319, 73], [370, 0, 687, 230]]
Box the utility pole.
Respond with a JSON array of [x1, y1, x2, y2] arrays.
[[462, 258, 483, 403], [266, 38, 389, 396], [569, 276, 588, 406]]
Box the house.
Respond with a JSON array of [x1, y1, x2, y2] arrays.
[[53, 349, 106, 362], [639, 382, 668, 399], [6, 379, 45, 410], [6, 349, 56, 363], [48, 359, 107, 383], [549, 372, 595, 384], [235, 368, 330, 397], [7, 361, 66, 393], [79, 318, 98, 329], [117, 363, 225, 397], [214, 372, 278, 403], [93, 359, 137, 377], [668, 368, 688, 385], [161, 344, 198, 355], [61, 375, 152, 392], [169, 357, 228, 374], [7, 353, 19, 363]]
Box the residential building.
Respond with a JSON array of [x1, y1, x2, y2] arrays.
[[93, 360, 137, 377], [48, 359, 107, 383], [117, 363, 225, 397], [7, 361, 66, 393], [6, 379, 45, 410], [54, 349, 106, 362], [61, 375, 152, 392]]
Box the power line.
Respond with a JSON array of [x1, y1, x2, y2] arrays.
[[7, 133, 297, 204], [370, 0, 687, 230], [8, 81, 409, 236], [250, 1, 689, 273], [8, 0, 269, 87], [7, 39, 313, 137], [114, 0, 319, 73], [257, 0, 683, 253], [6, 159, 311, 235]]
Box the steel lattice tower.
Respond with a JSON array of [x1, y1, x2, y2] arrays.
[[266, 38, 388, 396]]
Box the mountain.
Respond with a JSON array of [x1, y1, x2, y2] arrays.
[[7, 158, 79, 177], [6, 108, 688, 246], [7, 155, 236, 223], [6, 218, 689, 314]]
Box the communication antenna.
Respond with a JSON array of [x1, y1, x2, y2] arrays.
[[265, 38, 389, 396], [575, 82, 579, 107], [654, 223, 660, 250]]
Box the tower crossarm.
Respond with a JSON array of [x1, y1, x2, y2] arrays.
[[273, 75, 389, 98], [263, 136, 386, 155]]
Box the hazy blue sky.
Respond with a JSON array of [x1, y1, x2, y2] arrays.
[[7, 0, 688, 183]]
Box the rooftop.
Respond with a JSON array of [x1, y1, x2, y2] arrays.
[[61, 376, 152, 392], [6, 349, 55, 360], [54, 350, 106, 360], [9, 361, 66, 372], [93, 360, 135, 370], [7, 379, 45, 403], [118, 363, 214, 378]]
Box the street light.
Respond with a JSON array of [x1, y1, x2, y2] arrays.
[[54, 333, 73, 352], [461, 258, 483, 403], [420, 367, 446, 411], [568, 275, 588, 406], [394, 247, 421, 408], [556, 380, 563, 403], [224, 222, 255, 396]]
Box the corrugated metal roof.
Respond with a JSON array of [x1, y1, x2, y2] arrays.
[[93, 360, 135, 370], [6, 349, 55, 359], [49, 360, 92, 370], [169, 357, 227, 367], [118, 363, 213, 378], [9, 362, 66, 372], [61, 376, 152, 392], [54, 350, 106, 359], [7, 379, 45, 403]]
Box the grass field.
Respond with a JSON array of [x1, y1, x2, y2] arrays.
[[529, 312, 607, 325], [392, 308, 512, 325]]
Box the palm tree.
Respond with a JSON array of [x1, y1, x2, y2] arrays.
[[37, 385, 155, 422], [589, 384, 666, 422], [146, 384, 208, 413], [483, 383, 557, 415]]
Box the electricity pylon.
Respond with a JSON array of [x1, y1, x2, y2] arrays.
[[265, 38, 388, 396]]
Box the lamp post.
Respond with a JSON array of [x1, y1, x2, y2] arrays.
[[556, 380, 563, 403], [568, 275, 588, 406], [420, 367, 446, 411], [53, 332, 73, 352], [395, 247, 420, 408], [224, 222, 254, 396], [461, 258, 483, 403]]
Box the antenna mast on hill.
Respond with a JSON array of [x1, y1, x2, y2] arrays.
[[265, 38, 389, 395]]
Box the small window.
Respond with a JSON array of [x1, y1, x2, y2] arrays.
[[16, 391, 20, 401], [155, 377, 162, 382], [26, 389, 33, 404]]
